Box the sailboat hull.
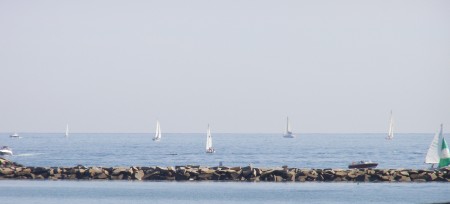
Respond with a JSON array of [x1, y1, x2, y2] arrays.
[[283, 134, 295, 138], [10, 133, 20, 138], [0, 150, 13, 155], [0, 146, 13, 155]]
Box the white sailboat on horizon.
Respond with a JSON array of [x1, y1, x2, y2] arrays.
[[65, 124, 69, 137], [206, 124, 215, 153], [425, 124, 450, 169], [283, 117, 295, 138], [153, 120, 161, 141], [386, 111, 394, 140]]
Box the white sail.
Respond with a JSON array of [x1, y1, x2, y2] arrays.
[[286, 117, 291, 134], [65, 124, 69, 137], [153, 120, 161, 141], [206, 124, 214, 153], [425, 124, 443, 164], [386, 111, 394, 140], [283, 117, 295, 138]]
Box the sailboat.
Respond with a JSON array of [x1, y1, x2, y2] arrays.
[[425, 124, 450, 169], [65, 124, 69, 137], [283, 117, 295, 138], [386, 111, 394, 140], [206, 124, 215, 153], [153, 120, 161, 141]]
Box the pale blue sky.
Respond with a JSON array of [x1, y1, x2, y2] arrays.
[[0, 0, 449, 133]]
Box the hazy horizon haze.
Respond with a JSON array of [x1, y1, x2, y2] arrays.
[[1, 0, 449, 133]]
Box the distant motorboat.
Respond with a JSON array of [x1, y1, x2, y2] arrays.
[[153, 120, 161, 141], [386, 111, 394, 140], [10, 132, 20, 138], [283, 117, 295, 138], [348, 161, 378, 169], [425, 124, 450, 169], [206, 124, 215, 153], [0, 146, 13, 155]]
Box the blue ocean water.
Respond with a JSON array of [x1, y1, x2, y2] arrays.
[[1, 133, 449, 203], [0, 133, 439, 169], [0, 181, 449, 204]]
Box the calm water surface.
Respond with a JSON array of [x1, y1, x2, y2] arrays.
[[0, 133, 440, 168], [0, 180, 449, 204]]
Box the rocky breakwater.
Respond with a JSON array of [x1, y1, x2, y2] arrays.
[[0, 164, 449, 182]]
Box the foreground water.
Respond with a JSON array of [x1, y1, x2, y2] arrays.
[[0, 180, 449, 204], [0, 133, 440, 168]]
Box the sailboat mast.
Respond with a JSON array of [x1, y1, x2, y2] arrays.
[[206, 124, 214, 149], [158, 121, 161, 138], [286, 117, 290, 133], [387, 111, 394, 139], [155, 120, 161, 140]]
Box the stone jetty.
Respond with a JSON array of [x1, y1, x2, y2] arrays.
[[1, 159, 449, 182]]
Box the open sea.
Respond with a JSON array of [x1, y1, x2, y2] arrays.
[[0, 133, 449, 203]]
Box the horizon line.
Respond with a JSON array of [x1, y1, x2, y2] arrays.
[[0, 132, 438, 134]]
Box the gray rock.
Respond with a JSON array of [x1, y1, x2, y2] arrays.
[[399, 176, 411, 182], [198, 173, 213, 180], [287, 171, 296, 181], [133, 170, 144, 180], [296, 175, 307, 182], [112, 167, 128, 175], [32, 167, 48, 174], [111, 174, 124, 180], [95, 173, 108, 179], [335, 171, 348, 177], [428, 173, 438, 181], [0, 168, 14, 175], [399, 171, 409, 176], [89, 167, 103, 176], [274, 175, 283, 182], [200, 168, 215, 174]]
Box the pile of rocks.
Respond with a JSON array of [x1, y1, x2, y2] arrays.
[[0, 158, 23, 168], [292, 168, 450, 182], [1, 164, 449, 182]]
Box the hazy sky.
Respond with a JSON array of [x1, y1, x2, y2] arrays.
[[0, 0, 449, 133]]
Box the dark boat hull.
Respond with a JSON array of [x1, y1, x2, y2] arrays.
[[348, 163, 378, 169]]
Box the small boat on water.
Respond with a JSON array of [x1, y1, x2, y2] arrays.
[[206, 124, 215, 153], [153, 120, 161, 141], [0, 146, 13, 155], [348, 161, 378, 169], [65, 124, 69, 137], [283, 117, 295, 138], [9, 132, 20, 138], [386, 111, 394, 140], [425, 124, 450, 169]]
